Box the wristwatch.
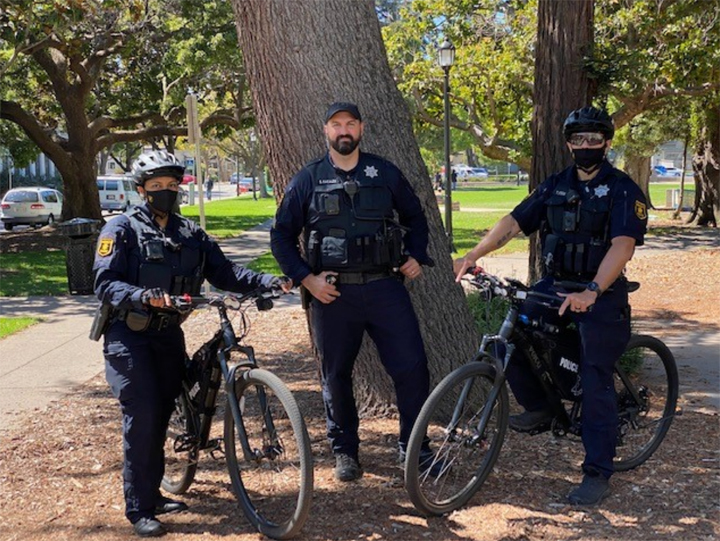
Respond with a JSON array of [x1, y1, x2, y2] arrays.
[[586, 281, 603, 297]]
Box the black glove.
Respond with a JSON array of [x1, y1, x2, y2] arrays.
[[267, 275, 290, 290], [140, 287, 166, 305]]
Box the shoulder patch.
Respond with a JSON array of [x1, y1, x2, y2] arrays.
[[634, 200, 647, 220], [97, 237, 114, 257]]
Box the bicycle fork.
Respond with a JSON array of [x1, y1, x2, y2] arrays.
[[222, 348, 283, 463]]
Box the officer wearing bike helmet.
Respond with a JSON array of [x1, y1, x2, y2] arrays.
[[93, 149, 290, 537], [271, 102, 435, 483], [454, 106, 648, 506]]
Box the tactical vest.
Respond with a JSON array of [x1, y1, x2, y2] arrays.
[[541, 170, 619, 279], [126, 207, 205, 295], [304, 157, 401, 273]]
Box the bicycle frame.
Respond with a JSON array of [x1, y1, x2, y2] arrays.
[[463, 277, 583, 438], [186, 295, 283, 464]]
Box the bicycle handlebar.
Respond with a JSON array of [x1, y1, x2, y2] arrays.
[[463, 267, 567, 307], [169, 284, 289, 313]]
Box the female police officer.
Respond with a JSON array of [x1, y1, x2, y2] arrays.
[[93, 150, 288, 537], [454, 107, 648, 506]]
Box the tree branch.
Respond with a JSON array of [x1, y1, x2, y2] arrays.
[[0, 100, 71, 170], [97, 125, 187, 150], [88, 112, 168, 136]]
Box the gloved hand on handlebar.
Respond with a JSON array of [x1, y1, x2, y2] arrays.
[[265, 275, 293, 293], [140, 287, 172, 309]]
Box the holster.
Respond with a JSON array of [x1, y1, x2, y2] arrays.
[[88, 302, 113, 341], [300, 285, 312, 310]]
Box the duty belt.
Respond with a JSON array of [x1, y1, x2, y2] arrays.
[[335, 271, 393, 285], [147, 313, 182, 331]]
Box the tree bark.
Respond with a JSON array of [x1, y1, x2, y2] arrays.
[[673, 136, 691, 220], [529, 0, 595, 282], [231, 0, 478, 413], [691, 100, 720, 227], [624, 154, 652, 207]]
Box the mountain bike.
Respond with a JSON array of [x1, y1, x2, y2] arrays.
[[404, 269, 678, 516], [161, 286, 313, 539]]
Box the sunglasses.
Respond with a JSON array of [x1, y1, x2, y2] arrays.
[[567, 132, 605, 146]]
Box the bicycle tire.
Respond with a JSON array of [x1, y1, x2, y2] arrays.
[[405, 360, 509, 516], [614, 334, 678, 471], [162, 390, 199, 494], [224, 368, 313, 540]]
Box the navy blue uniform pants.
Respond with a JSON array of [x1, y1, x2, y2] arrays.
[[310, 277, 430, 457], [104, 321, 186, 523], [506, 277, 630, 479]]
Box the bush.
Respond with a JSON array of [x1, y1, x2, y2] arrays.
[[466, 290, 509, 337]]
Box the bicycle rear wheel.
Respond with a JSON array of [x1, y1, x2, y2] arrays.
[[224, 368, 313, 540], [405, 360, 509, 516], [614, 334, 678, 471], [162, 390, 199, 494]]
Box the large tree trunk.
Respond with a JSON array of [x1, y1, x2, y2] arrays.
[[624, 154, 652, 207], [231, 0, 478, 413], [690, 100, 720, 227], [529, 0, 595, 282]]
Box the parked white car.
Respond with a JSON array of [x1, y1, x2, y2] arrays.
[[97, 176, 142, 212], [1, 187, 64, 231]]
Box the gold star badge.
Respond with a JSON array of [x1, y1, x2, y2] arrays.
[[97, 238, 114, 257]]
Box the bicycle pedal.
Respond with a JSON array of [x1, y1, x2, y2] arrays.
[[204, 438, 225, 459]]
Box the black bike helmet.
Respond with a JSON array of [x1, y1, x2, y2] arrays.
[[563, 107, 615, 140], [131, 150, 185, 186]]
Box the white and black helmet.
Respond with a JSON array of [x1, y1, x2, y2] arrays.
[[131, 150, 185, 186]]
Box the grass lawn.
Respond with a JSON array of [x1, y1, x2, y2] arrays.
[[182, 196, 277, 238], [0, 317, 39, 339], [0, 251, 68, 296], [449, 210, 529, 256], [245, 251, 283, 275], [449, 185, 527, 209]]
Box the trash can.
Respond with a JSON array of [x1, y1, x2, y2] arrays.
[[58, 218, 102, 295]]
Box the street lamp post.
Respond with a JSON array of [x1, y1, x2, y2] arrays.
[[438, 39, 456, 251]]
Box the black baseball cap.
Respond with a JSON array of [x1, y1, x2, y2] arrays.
[[325, 102, 362, 123]]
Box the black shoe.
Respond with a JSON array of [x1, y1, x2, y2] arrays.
[[335, 453, 363, 482], [399, 446, 447, 478], [568, 474, 610, 505], [155, 496, 188, 515], [508, 408, 553, 433], [133, 517, 167, 538]]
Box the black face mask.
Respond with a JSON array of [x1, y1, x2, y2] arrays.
[[146, 189, 178, 215], [572, 148, 606, 173]]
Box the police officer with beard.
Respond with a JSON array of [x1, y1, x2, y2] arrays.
[[271, 102, 436, 483], [94, 150, 289, 537], [454, 107, 648, 506]]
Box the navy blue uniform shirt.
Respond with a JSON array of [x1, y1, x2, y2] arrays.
[[511, 161, 647, 245], [271, 152, 430, 284], [94, 203, 274, 309]]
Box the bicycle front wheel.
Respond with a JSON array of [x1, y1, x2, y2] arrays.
[[405, 360, 509, 516], [614, 334, 678, 471], [224, 368, 313, 540], [162, 390, 199, 494]]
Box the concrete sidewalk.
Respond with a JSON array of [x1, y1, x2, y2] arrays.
[[0, 220, 280, 437], [1, 221, 718, 438]]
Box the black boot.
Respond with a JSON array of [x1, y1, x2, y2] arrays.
[[155, 496, 189, 515], [568, 474, 610, 505], [132, 517, 167, 538], [508, 408, 553, 433]]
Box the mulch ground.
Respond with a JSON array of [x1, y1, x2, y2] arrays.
[[0, 223, 718, 541]]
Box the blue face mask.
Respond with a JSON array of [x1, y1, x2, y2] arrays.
[[146, 189, 178, 215]]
